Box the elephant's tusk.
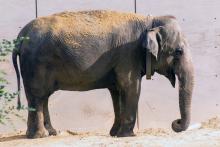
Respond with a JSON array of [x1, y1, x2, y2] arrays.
[[136, 107, 140, 130], [146, 51, 152, 79]]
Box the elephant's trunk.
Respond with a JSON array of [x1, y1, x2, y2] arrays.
[[172, 51, 194, 132]]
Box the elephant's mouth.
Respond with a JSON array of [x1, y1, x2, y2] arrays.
[[148, 55, 157, 77], [153, 64, 176, 88], [165, 68, 176, 87]]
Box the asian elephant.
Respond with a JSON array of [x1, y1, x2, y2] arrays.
[[12, 10, 194, 138]]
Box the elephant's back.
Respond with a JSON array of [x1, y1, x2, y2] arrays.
[[18, 10, 150, 66], [24, 10, 147, 39], [51, 10, 147, 35], [18, 10, 150, 52]]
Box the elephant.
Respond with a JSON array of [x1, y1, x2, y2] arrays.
[[12, 10, 194, 138]]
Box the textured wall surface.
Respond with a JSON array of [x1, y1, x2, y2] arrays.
[[0, 0, 219, 133]]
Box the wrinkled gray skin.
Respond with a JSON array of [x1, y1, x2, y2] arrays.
[[12, 10, 194, 138]]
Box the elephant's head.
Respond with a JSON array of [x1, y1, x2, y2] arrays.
[[142, 16, 194, 132]]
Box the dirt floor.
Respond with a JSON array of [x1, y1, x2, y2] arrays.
[[0, 117, 220, 147]]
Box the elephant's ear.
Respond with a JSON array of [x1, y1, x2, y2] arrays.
[[142, 27, 162, 59], [142, 27, 162, 79]]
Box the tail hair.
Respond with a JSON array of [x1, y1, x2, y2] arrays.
[[12, 44, 21, 110]]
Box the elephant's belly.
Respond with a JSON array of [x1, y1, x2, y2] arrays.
[[55, 69, 115, 91]]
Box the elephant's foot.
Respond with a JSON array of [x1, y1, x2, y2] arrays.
[[116, 127, 135, 137], [26, 128, 48, 139], [110, 123, 120, 136], [48, 128, 58, 136], [45, 124, 58, 136]]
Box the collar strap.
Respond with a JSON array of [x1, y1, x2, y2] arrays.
[[146, 51, 152, 79]]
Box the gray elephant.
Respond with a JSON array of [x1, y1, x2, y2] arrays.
[[12, 10, 194, 138]]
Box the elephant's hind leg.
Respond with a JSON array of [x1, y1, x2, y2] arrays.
[[43, 98, 57, 136], [25, 91, 48, 138], [23, 65, 55, 138]]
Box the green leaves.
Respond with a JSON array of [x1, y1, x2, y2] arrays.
[[0, 37, 33, 130], [0, 37, 30, 60], [0, 39, 14, 56]]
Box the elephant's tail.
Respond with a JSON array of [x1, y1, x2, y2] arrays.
[[12, 44, 21, 110]]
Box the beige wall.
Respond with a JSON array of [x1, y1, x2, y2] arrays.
[[0, 0, 134, 39]]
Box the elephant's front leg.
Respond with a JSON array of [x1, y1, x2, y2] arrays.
[[116, 75, 141, 137], [108, 87, 125, 136]]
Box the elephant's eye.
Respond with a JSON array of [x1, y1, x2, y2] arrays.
[[174, 47, 183, 58]]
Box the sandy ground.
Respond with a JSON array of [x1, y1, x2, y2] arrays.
[[1, 117, 220, 147], [0, 0, 220, 146]]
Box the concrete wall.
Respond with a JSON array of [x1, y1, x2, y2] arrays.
[[0, 0, 134, 39]]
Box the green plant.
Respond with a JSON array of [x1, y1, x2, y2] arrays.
[[0, 37, 33, 129]]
